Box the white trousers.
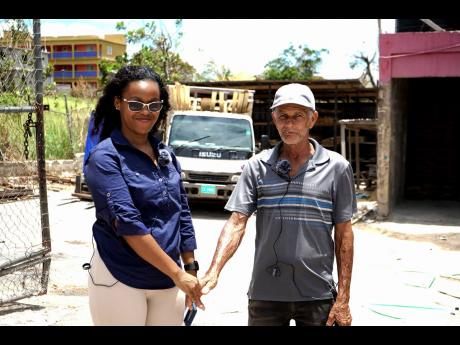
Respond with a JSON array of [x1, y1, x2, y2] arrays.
[[88, 248, 185, 325]]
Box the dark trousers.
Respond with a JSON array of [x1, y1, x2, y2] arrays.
[[248, 299, 334, 326]]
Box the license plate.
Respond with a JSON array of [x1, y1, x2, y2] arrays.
[[200, 184, 216, 195]]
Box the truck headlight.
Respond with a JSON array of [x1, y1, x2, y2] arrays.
[[231, 175, 240, 183]]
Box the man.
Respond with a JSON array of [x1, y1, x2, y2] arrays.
[[200, 83, 356, 326]]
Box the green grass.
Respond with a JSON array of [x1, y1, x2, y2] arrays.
[[0, 95, 96, 160], [43, 95, 96, 159]]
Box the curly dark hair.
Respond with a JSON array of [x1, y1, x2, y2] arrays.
[[92, 65, 171, 140]]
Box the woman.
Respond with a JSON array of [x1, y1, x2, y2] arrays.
[[84, 65, 203, 325]]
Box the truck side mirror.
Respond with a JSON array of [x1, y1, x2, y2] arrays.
[[260, 135, 271, 150]]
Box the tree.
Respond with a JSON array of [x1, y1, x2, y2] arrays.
[[99, 52, 129, 86], [130, 46, 196, 83], [196, 60, 233, 81], [116, 20, 195, 83], [0, 19, 33, 98], [350, 52, 377, 87], [0, 19, 30, 48], [260, 44, 328, 80]]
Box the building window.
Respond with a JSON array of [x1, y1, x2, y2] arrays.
[[107, 46, 112, 55]]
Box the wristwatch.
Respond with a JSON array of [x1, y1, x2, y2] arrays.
[[184, 260, 199, 271]]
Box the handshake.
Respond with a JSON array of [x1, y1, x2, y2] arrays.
[[173, 268, 219, 311]]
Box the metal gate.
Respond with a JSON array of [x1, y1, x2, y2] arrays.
[[0, 19, 51, 304]]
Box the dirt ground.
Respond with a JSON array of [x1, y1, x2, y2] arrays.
[[1, 184, 459, 326], [356, 225, 460, 251], [355, 199, 460, 251]]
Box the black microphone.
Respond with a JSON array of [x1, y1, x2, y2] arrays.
[[158, 149, 171, 166], [275, 159, 291, 180]]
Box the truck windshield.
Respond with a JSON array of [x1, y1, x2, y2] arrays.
[[169, 115, 253, 153]]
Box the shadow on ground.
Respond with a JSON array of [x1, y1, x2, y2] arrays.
[[0, 302, 44, 316], [356, 200, 460, 251], [189, 200, 231, 220], [389, 200, 460, 226]]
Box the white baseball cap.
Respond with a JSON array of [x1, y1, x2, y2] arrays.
[[270, 83, 316, 111]]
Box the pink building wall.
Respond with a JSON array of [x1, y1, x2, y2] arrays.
[[379, 32, 460, 84]]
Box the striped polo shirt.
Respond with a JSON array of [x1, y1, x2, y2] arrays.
[[225, 138, 357, 302]]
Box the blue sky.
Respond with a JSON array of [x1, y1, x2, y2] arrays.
[[40, 19, 395, 80]]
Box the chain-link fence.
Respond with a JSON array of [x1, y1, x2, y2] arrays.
[[43, 98, 95, 160], [0, 19, 51, 305]]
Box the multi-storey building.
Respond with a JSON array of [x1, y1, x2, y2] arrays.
[[41, 34, 126, 89]]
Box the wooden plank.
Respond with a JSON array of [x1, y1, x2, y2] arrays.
[[348, 129, 352, 163], [231, 91, 239, 113], [167, 85, 176, 110], [355, 129, 360, 186], [174, 83, 181, 109], [246, 92, 254, 114], [175, 84, 181, 110], [71, 192, 93, 201], [184, 85, 191, 110], [179, 85, 187, 110], [242, 92, 249, 113], [211, 91, 217, 111], [236, 92, 245, 113], [219, 91, 225, 112], [0, 188, 33, 199]]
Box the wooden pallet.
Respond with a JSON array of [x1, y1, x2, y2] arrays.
[[168, 83, 254, 115]]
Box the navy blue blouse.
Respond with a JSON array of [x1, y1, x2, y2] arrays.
[[85, 128, 196, 289]]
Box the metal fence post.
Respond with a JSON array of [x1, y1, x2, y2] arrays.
[[33, 20, 51, 294], [64, 95, 74, 158], [33, 19, 50, 253]]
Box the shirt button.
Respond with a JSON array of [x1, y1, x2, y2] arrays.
[[106, 192, 110, 197], [158, 178, 162, 182], [135, 172, 139, 176], [163, 191, 167, 196]]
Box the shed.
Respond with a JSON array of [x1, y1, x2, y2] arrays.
[[377, 20, 460, 217]]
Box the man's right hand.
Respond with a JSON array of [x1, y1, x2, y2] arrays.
[[172, 270, 205, 310], [199, 272, 218, 295]]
